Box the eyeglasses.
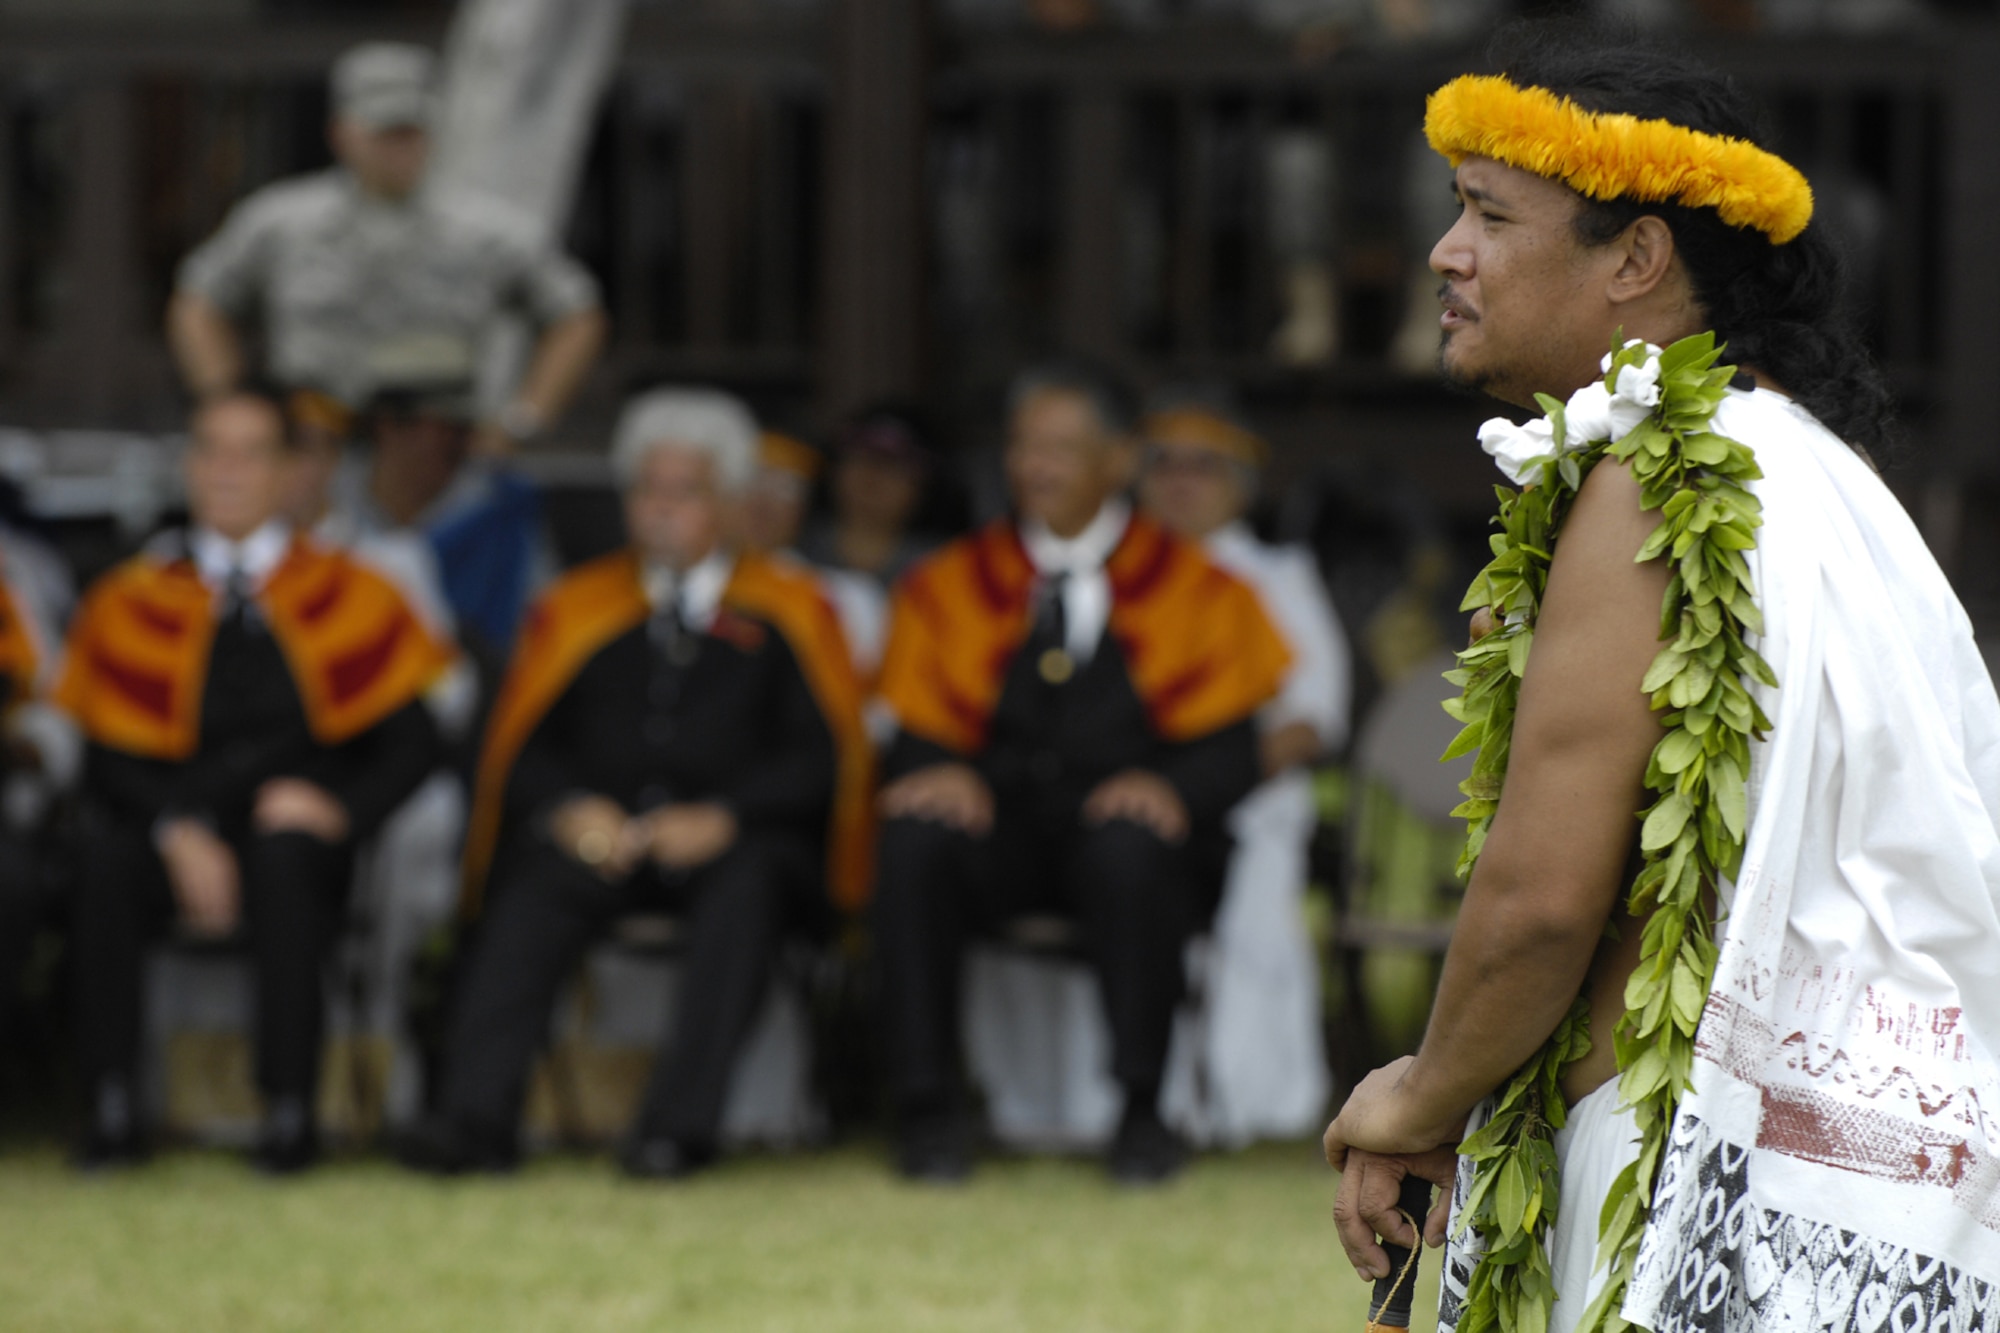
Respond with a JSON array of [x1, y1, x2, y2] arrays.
[[752, 471, 811, 502], [1143, 444, 1253, 483]]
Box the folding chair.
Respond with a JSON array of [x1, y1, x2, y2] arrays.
[[965, 907, 1217, 1152], [530, 910, 827, 1151]]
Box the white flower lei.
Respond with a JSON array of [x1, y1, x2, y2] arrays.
[[1476, 342, 1665, 486]]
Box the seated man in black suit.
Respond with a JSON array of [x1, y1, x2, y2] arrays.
[[56, 391, 450, 1172], [402, 387, 867, 1181], [0, 524, 73, 1067], [873, 363, 1292, 1185]]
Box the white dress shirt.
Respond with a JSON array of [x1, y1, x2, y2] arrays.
[[189, 521, 291, 603], [642, 549, 735, 630], [1019, 498, 1130, 663]]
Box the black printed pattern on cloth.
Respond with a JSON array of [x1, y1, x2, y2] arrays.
[[1438, 1100, 1490, 1333], [1632, 1111, 1996, 1333]]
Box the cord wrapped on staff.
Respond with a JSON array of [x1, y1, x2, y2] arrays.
[[1368, 1174, 1434, 1330], [1328, 1138, 1457, 1330]]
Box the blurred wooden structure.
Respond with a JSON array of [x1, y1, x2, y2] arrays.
[[0, 11, 1993, 574]]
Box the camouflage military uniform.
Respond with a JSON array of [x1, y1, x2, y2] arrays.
[[177, 169, 599, 408]]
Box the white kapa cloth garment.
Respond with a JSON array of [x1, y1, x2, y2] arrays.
[[1441, 386, 2000, 1333]]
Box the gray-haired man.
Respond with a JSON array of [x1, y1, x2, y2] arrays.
[[399, 389, 864, 1181]]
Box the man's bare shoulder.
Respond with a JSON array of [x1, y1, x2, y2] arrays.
[[1563, 455, 1657, 563], [1518, 453, 1672, 751]]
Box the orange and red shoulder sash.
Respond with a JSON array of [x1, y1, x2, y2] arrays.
[[0, 576, 43, 710], [878, 514, 1292, 755], [53, 537, 453, 760], [461, 549, 876, 916]]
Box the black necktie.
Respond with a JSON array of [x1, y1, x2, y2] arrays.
[[650, 590, 699, 669], [1030, 573, 1073, 685], [645, 590, 697, 753], [222, 563, 260, 633], [1031, 573, 1068, 652]]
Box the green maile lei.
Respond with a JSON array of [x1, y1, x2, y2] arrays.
[[1441, 332, 1776, 1333]]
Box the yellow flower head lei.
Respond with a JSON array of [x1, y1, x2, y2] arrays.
[[1425, 73, 1814, 244]]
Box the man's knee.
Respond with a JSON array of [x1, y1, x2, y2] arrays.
[[485, 841, 609, 915], [1072, 820, 1198, 939], [459, 843, 615, 985], [872, 817, 984, 938], [1074, 819, 1177, 887], [72, 818, 160, 919], [243, 828, 348, 885], [687, 832, 805, 920], [702, 828, 788, 879], [876, 815, 974, 887]]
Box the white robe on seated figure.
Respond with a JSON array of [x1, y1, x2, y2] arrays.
[[965, 522, 1350, 1148], [1439, 388, 2000, 1333]]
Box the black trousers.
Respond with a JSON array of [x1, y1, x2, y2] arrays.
[[437, 832, 815, 1147], [872, 813, 1197, 1117], [71, 813, 354, 1108], [0, 831, 43, 1048]]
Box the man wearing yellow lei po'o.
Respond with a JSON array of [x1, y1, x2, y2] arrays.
[[1323, 23, 2000, 1333]]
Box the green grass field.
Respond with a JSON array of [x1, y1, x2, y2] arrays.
[[0, 1139, 1439, 1332]]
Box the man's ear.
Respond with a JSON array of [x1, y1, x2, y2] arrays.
[[1606, 215, 1679, 308]]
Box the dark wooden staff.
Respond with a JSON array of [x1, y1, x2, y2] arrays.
[[1367, 1174, 1435, 1329]]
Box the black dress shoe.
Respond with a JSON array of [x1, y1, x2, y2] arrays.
[[73, 1125, 150, 1173], [1107, 1107, 1186, 1187], [73, 1081, 149, 1173], [250, 1128, 321, 1176], [617, 1136, 717, 1182], [393, 1116, 520, 1177], [250, 1099, 322, 1177], [895, 1110, 973, 1185]]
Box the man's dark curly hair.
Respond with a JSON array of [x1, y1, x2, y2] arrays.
[[1489, 22, 1898, 458]]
